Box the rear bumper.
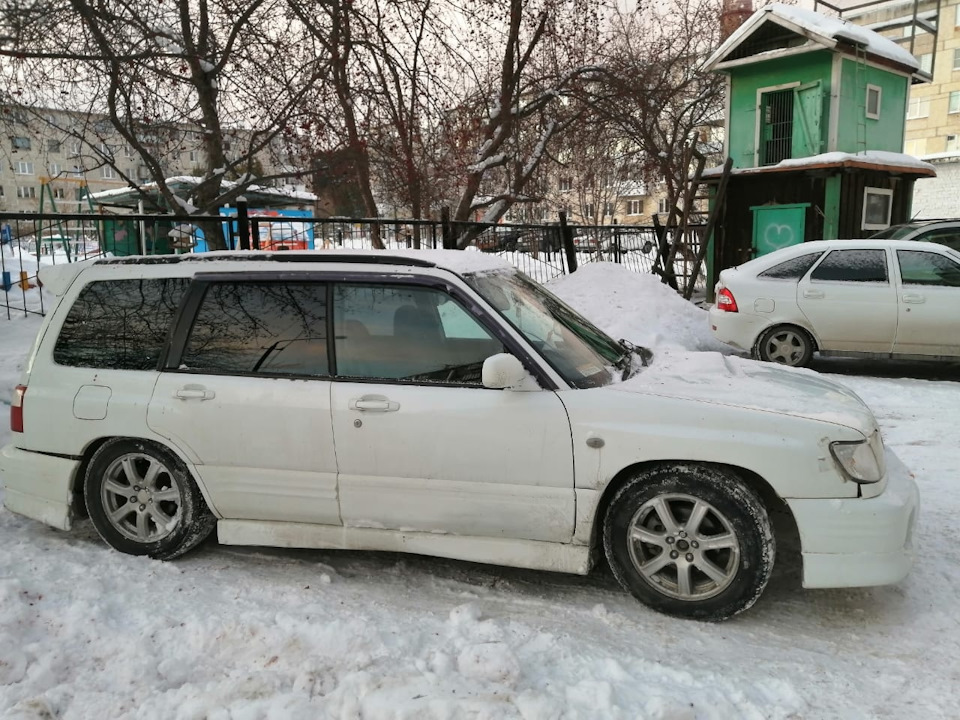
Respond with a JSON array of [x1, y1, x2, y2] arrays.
[[787, 450, 919, 589], [0, 444, 78, 531], [707, 306, 764, 353]]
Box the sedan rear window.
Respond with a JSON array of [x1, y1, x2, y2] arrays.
[[758, 252, 824, 280]]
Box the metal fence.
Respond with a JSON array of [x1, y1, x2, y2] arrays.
[[0, 209, 706, 318]]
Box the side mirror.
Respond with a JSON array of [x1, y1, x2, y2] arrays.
[[482, 353, 529, 390]]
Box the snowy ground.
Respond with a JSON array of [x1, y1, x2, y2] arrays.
[[1, 262, 959, 719]]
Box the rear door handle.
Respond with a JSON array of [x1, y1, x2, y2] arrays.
[[802, 289, 825, 299], [349, 395, 400, 412], [175, 385, 216, 400], [902, 293, 926, 304]]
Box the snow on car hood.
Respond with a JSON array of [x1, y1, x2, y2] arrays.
[[611, 349, 878, 436]]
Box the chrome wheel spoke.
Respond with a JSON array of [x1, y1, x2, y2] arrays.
[[135, 509, 151, 540], [101, 452, 181, 544], [148, 505, 174, 528], [638, 552, 673, 579], [651, 497, 681, 535], [630, 526, 668, 548], [109, 504, 133, 524], [698, 532, 737, 551], [153, 488, 180, 503], [676, 563, 693, 597], [685, 501, 708, 535], [120, 456, 141, 485], [142, 460, 162, 490], [695, 555, 730, 584], [103, 479, 130, 499]]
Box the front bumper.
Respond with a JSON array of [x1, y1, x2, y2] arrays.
[[787, 449, 919, 589], [0, 444, 79, 531]]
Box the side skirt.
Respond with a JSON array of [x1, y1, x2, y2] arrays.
[[217, 520, 593, 575]]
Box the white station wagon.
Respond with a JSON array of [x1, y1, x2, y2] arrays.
[[1, 250, 918, 620], [710, 239, 960, 367]]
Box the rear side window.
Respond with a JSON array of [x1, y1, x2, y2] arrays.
[[54, 278, 189, 370], [810, 249, 888, 283], [181, 282, 329, 376], [758, 252, 823, 280]]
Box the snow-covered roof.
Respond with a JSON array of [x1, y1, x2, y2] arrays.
[[89, 176, 317, 210], [705, 3, 920, 74], [702, 150, 936, 178]]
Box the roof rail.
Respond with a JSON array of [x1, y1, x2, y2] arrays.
[[94, 252, 438, 268]]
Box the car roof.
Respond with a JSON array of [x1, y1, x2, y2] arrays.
[[729, 238, 959, 274]]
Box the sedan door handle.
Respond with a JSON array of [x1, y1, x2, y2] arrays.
[[902, 293, 926, 304], [175, 385, 216, 401], [349, 395, 400, 412], [802, 289, 825, 299]]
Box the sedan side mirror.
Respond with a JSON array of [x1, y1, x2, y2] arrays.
[[482, 353, 530, 390]]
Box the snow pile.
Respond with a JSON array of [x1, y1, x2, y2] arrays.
[[546, 262, 729, 353]]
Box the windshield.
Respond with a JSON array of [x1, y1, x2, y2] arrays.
[[870, 224, 920, 240], [465, 269, 625, 388]]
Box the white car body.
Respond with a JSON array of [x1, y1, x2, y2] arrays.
[[0, 251, 918, 618], [710, 239, 960, 362]]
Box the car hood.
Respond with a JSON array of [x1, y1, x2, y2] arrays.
[[608, 350, 877, 436]]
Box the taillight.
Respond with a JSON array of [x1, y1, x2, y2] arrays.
[[717, 287, 739, 313], [11, 385, 26, 433]]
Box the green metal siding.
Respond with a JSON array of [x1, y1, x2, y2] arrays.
[[835, 58, 908, 154], [726, 51, 834, 168]]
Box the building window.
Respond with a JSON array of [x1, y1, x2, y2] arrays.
[[658, 198, 670, 214], [953, 48, 960, 70], [628, 199, 642, 215], [919, 53, 933, 74], [15, 161, 33, 175], [188, 150, 200, 162], [53, 187, 66, 199], [907, 97, 930, 119], [947, 135, 960, 152], [951, 92, 960, 114], [48, 162, 62, 177], [865, 85, 881, 119], [603, 202, 614, 217], [760, 88, 794, 165], [100, 165, 117, 179], [123, 145, 134, 158], [558, 177, 572, 192], [47, 139, 61, 153], [0, 186, 4, 197], [904, 138, 927, 156], [70, 140, 82, 156], [862, 187, 893, 231], [16, 186, 36, 199], [11, 136, 31, 151]]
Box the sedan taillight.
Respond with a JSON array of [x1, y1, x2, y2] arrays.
[[717, 287, 739, 313], [11, 384, 26, 433]]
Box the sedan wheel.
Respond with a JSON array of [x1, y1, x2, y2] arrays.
[[85, 439, 216, 560], [755, 325, 813, 367], [603, 464, 775, 621]]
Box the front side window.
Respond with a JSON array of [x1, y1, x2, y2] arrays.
[[333, 283, 503, 384], [465, 270, 623, 388], [54, 278, 189, 370], [897, 250, 960, 287], [811, 249, 888, 283], [758, 252, 824, 280], [182, 282, 329, 376]]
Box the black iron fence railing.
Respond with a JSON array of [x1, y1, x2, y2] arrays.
[[0, 208, 706, 319]]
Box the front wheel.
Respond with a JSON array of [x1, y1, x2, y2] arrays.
[[754, 325, 814, 367], [84, 439, 216, 560], [603, 464, 775, 621]]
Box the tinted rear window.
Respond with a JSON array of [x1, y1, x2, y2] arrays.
[[54, 278, 189, 370], [758, 252, 823, 280]]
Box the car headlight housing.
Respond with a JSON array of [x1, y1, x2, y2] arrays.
[[830, 434, 885, 483]]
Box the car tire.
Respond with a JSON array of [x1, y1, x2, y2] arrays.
[[753, 325, 814, 367], [84, 438, 216, 560], [603, 464, 775, 621]]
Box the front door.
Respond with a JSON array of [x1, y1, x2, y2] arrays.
[[329, 281, 576, 543], [893, 248, 960, 356], [148, 279, 340, 525], [797, 248, 898, 353]]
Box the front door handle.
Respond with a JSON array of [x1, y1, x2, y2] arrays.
[[349, 395, 400, 412], [803, 289, 825, 299], [902, 293, 926, 304], [175, 385, 216, 401]]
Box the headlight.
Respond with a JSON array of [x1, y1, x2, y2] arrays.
[[830, 437, 883, 483]]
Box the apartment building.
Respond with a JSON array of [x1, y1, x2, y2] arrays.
[[841, 0, 960, 216], [0, 106, 291, 214]]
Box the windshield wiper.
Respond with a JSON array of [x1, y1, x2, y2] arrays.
[[617, 338, 653, 379]]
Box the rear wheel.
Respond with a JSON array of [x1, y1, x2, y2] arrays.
[[84, 439, 215, 560], [754, 325, 814, 367], [603, 464, 775, 621]]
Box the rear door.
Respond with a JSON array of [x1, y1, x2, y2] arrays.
[[893, 248, 960, 356], [147, 276, 340, 525], [797, 248, 898, 352]]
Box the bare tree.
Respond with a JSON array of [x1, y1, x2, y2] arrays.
[[0, 0, 326, 248]]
